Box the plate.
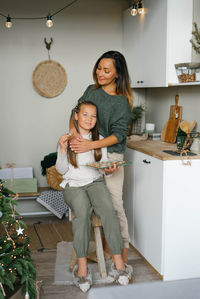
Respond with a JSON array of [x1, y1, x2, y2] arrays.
[[86, 161, 132, 169]]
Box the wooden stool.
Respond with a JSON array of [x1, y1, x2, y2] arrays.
[[69, 212, 107, 279]]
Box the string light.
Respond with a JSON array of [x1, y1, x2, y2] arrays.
[[131, 3, 138, 16], [137, 1, 144, 15], [5, 15, 12, 28], [46, 14, 53, 28], [0, 0, 79, 29], [130, 1, 145, 16]]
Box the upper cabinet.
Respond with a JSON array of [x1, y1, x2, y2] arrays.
[[122, 0, 193, 88]]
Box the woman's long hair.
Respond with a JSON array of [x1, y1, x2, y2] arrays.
[[68, 101, 102, 168], [92, 50, 133, 108]]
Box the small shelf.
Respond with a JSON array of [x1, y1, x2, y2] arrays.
[[19, 211, 53, 217], [168, 82, 200, 87]]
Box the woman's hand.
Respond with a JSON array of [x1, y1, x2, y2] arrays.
[[101, 163, 120, 175], [58, 134, 70, 154], [70, 137, 94, 153]]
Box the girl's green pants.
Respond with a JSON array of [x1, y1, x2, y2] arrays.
[[63, 177, 123, 258]]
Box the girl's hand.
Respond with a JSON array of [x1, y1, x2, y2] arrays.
[[58, 134, 70, 154], [70, 137, 94, 153], [101, 163, 120, 175]]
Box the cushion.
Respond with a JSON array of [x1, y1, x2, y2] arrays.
[[36, 190, 69, 219]]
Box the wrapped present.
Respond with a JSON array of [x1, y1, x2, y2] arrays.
[[3, 178, 38, 193], [0, 166, 33, 180]]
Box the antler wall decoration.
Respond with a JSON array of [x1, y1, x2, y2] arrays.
[[44, 38, 53, 50], [44, 38, 53, 60]]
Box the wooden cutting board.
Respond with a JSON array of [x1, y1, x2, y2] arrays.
[[161, 94, 182, 143]]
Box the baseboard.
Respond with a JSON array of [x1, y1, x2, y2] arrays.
[[129, 243, 163, 280]]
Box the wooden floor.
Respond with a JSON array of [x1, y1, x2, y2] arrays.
[[24, 216, 161, 299]]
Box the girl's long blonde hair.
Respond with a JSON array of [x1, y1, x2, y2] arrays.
[[93, 50, 133, 108], [68, 101, 102, 168]]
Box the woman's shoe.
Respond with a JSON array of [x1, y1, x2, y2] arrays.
[[72, 265, 92, 292], [111, 263, 133, 286]]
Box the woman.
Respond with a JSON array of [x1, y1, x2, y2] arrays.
[[69, 50, 133, 263]]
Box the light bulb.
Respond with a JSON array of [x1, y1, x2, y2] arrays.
[[138, 2, 144, 14], [5, 16, 12, 28], [131, 4, 138, 16], [138, 7, 144, 14], [46, 14, 53, 28]]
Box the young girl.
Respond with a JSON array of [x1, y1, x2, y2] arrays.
[[56, 101, 132, 292]]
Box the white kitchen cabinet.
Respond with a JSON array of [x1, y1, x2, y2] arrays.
[[124, 149, 164, 273], [122, 0, 193, 87], [123, 147, 200, 280]]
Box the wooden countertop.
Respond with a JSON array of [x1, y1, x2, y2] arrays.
[[126, 139, 200, 161]]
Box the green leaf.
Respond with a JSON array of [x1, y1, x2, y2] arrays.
[[15, 263, 23, 275], [17, 220, 27, 228], [28, 263, 36, 276], [4, 277, 14, 290], [20, 274, 27, 284], [19, 259, 29, 271], [0, 290, 5, 299], [130, 105, 145, 120]]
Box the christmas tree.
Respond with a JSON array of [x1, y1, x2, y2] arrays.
[[0, 179, 36, 299]]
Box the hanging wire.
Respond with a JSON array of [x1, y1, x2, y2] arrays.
[[0, 0, 79, 20], [52, 0, 79, 17]]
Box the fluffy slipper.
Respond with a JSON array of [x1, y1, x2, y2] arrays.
[[72, 265, 92, 293], [111, 263, 133, 286]]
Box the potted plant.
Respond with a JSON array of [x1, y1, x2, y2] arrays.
[[129, 104, 145, 135]]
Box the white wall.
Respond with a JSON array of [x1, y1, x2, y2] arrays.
[[0, 0, 130, 186]]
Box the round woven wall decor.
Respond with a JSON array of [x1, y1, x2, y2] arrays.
[[32, 60, 67, 98]]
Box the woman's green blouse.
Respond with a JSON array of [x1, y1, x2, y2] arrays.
[[78, 85, 131, 154]]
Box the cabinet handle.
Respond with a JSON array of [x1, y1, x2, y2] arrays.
[[143, 159, 151, 164], [136, 80, 144, 84]]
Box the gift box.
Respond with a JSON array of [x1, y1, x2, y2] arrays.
[[0, 167, 33, 180], [3, 178, 38, 193]]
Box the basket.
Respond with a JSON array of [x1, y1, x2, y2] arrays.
[[178, 73, 195, 83], [175, 63, 200, 83], [46, 165, 63, 191], [32, 60, 67, 98]]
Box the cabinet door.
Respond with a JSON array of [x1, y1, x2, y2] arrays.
[[123, 0, 193, 87], [124, 149, 164, 273], [163, 159, 200, 280], [123, 0, 167, 88]]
